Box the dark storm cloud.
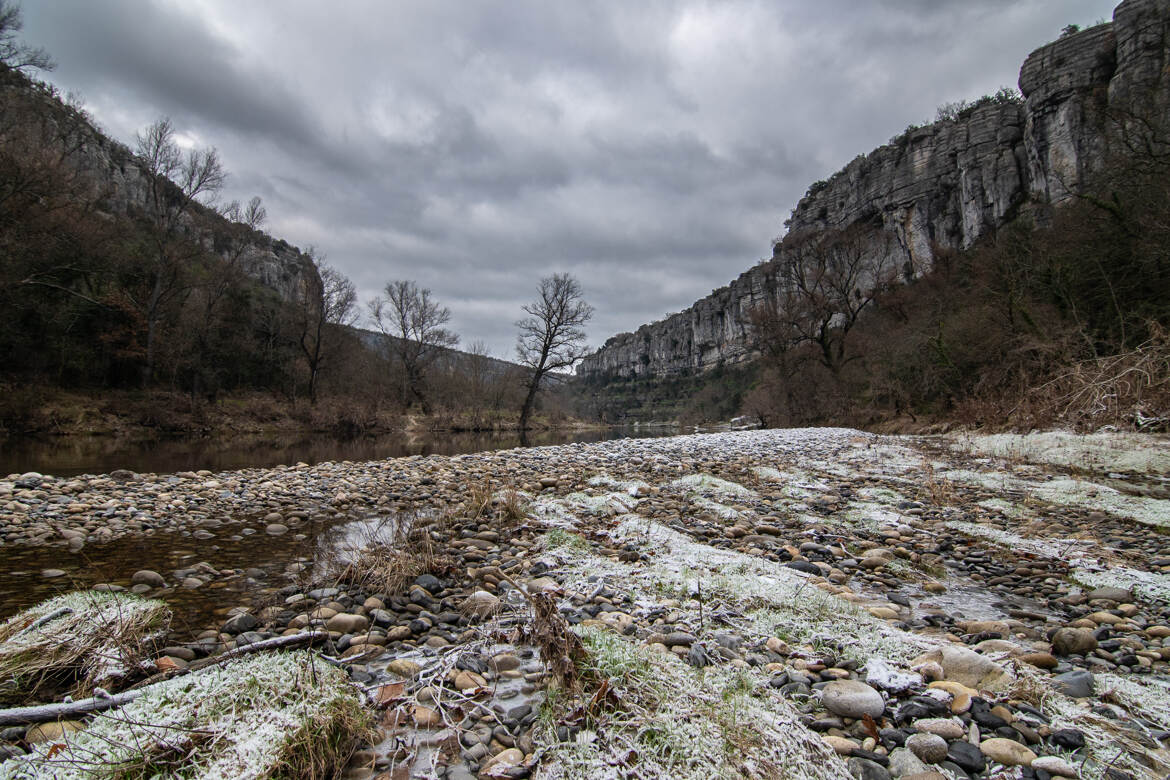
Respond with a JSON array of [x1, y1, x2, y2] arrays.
[[21, 0, 1119, 360]]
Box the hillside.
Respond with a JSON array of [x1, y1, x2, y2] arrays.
[[1, 61, 534, 433]]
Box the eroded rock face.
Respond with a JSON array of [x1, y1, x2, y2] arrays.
[[0, 72, 318, 307], [580, 0, 1170, 383]]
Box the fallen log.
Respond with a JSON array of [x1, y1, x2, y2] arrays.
[[0, 630, 330, 727]]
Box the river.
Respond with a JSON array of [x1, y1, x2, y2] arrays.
[[0, 426, 675, 478], [0, 426, 677, 627]]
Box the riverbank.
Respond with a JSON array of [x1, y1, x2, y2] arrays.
[[3, 385, 605, 440], [0, 386, 615, 476], [0, 429, 1168, 778]]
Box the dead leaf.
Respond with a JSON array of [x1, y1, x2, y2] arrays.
[[375, 681, 406, 706], [861, 713, 881, 740]]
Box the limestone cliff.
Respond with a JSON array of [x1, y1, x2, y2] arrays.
[[580, 0, 1169, 381], [1, 69, 318, 305]]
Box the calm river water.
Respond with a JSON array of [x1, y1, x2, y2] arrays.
[[0, 426, 674, 478], [0, 426, 677, 628]]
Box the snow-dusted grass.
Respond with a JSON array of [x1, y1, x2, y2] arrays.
[[693, 496, 741, 521], [837, 503, 911, 534], [1071, 565, 1170, 606], [954, 431, 1170, 475], [945, 520, 1170, 605], [0, 652, 372, 780], [670, 474, 754, 498], [0, 591, 170, 704], [942, 521, 1084, 558], [558, 515, 936, 665], [535, 625, 853, 780], [1043, 673, 1170, 780], [942, 470, 1170, 528], [587, 475, 651, 496], [531, 490, 641, 527]]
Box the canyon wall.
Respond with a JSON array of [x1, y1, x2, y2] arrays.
[[2, 71, 318, 305], [580, 0, 1169, 380]]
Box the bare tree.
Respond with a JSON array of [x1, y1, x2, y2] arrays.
[[515, 273, 593, 432], [297, 254, 357, 405], [770, 226, 898, 376], [369, 280, 458, 414], [185, 196, 266, 397], [131, 117, 225, 386], [0, 1, 53, 71]]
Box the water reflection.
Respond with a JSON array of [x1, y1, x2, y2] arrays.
[[0, 427, 672, 478], [0, 515, 330, 635]]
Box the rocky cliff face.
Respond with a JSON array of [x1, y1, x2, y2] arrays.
[[3, 71, 318, 305], [580, 0, 1169, 381]]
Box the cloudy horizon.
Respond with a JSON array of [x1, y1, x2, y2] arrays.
[[22, 0, 1117, 360]]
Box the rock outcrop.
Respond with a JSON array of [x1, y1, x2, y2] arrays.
[[1, 70, 318, 305], [580, 0, 1169, 381]]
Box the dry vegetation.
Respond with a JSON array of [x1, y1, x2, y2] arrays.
[[0, 591, 170, 705]]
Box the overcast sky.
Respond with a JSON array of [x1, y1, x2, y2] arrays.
[[23, 0, 1117, 360]]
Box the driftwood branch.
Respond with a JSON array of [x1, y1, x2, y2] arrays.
[[0, 631, 330, 727], [12, 608, 73, 640], [0, 689, 144, 728]]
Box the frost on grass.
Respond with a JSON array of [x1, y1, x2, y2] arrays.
[[821, 442, 926, 479], [532, 492, 641, 527], [617, 518, 934, 662], [535, 626, 853, 780], [0, 652, 371, 780], [549, 515, 934, 666], [531, 492, 634, 528], [836, 503, 912, 534], [693, 496, 741, 521], [0, 590, 170, 704], [1040, 672, 1170, 780], [953, 431, 1170, 475], [942, 521, 1084, 558], [945, 521, 1170, 604], [670, 474, 754, 499], [587, 475, 651, 497], [942, 470, 1170, 528], [751, 466, 786, 481], [1071, 565, 1170, 605]]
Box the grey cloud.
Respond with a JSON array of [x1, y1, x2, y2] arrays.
[[21, 0, 1120, 360]]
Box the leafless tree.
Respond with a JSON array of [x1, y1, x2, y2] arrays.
[[515, 273, 593, 432], [131, 117, 225, 386], [189, 197, 266, 393], [297, 254, 357, 405], [0, 1, 53, 71], [201, 196, 265, 322], [769, 225, 899, 376], [369, 280, 458, 414]]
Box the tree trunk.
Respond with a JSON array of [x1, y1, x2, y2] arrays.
[[519, 373, 541, 431], [142, 312, 157, 388]]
